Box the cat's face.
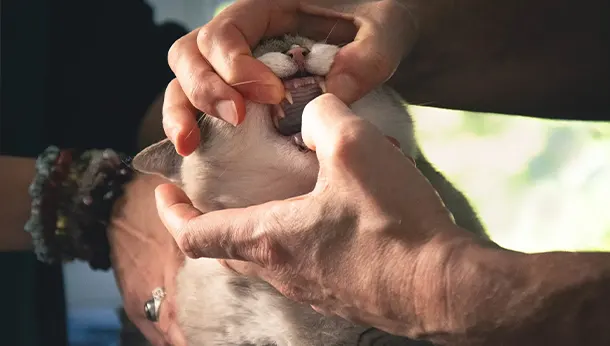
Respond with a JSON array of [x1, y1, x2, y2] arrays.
[[254, 35, 339, 141], [133, 35, 340, 210]]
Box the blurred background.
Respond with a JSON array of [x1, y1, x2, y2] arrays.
[[2, 0, 609, 345]]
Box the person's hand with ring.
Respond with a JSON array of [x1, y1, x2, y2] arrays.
[[109, 174, 186, 346]]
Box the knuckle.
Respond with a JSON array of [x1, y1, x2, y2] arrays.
[[278, 284, 305, 303], [174, 225, 200, 259], [327, 121, 369, 163], [167, 35, 188, 69], [185, 70, 220, 112], [255, 233, 284, 268], [195, 24, 214, 54], [253, 208, 290, 268], [363, 50, 394, 82], [198, 20, 243, 85]]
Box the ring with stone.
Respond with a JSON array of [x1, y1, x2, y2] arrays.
[[144, 287, 166, 322]]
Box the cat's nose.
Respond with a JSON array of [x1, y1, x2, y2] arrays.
[[286, 46, 309, 72]]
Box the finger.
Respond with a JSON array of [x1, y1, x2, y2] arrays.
[[385, 135, 401, 149], [166, 323, 187, 346], [162, 79, 201, 156], [325, 1, 414, 104], [155, 183, 294, 264], [168, 29, 247, 126], [310, 304, 333, 316], [301, 93, 368, 161], [295, 5, 357, 44], [195, 0, 300, 104], [129, 314, 165, 345], [154, 183, 205, 258], [219, 259, 267, 279], [196, 1, 357, 104]]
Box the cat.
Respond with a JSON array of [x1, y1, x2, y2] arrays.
[[133, 35, 488, 346]]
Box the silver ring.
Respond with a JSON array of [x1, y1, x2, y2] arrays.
[[144, 287, 166, 322]]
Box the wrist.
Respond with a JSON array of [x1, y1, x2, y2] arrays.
[[24, 146, 135, 270], [0, 156, 35, 251], [408, 225, 491, 340], [375, 223, 485, 339]]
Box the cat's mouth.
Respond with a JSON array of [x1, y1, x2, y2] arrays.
[[272, 76, 326, 151]]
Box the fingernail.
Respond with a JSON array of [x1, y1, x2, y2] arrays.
[[328, 73, 358, 104], [215, 100, 238, 126]]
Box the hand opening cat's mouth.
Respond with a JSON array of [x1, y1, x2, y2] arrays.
[[272, 75, 326, 151]]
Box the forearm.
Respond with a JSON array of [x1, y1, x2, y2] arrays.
[[0, 156, 35, 251], [420, 236, 610, 345], [389, 0, 609, 120]]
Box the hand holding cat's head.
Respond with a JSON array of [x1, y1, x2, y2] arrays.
[[163, 0, 415, 156], [132, 35, 345, 211]]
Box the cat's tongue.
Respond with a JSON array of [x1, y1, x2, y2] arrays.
[[275, 76, 325, 136]]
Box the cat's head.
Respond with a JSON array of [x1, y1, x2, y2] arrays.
[[133, 35, 340, 209]]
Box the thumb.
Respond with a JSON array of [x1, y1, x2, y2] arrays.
[[302, 94, 396, 168], [155, 183, 297, 264], [301, 93, 364, 160], [325, 2, 413, 104]]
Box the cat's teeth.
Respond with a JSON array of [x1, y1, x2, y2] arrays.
[[273, 112, 280, 129], [284, 91, 294, 105], [318, 80, 327, 93], [273, 104, 286, 119]]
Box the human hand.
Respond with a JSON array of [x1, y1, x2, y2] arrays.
[[108, 174, 186, 346], [163, 0, 421, 156], [155, 94, 477, 338]]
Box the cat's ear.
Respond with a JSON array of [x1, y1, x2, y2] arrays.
[[132, 138, 182, 183]]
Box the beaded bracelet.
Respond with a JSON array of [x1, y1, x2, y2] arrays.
[[24, 146, 134, 270]]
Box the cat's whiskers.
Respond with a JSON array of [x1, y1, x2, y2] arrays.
[[388, 0, 419, 31], [230, 80, 263, 87], [183, 113, 207, 143], [411, 100, 438, 107], [120, 155, 139, 174], [217, 166, 229, 179], [323, 20, 340, 44]]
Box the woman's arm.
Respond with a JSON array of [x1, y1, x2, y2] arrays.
[[0, 89, 166, 252], [0, 156, 34, 251]]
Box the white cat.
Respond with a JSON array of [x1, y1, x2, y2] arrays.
[[133, 35, 487, 346]]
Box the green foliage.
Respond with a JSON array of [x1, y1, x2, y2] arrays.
[[412, 107, 610, 252], [589, 123, 610, 140], [459, 111, 509, 137]]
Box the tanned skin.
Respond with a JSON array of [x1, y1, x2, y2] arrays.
[[388, 0, 609, 121], [399, 232, 610, 346]]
